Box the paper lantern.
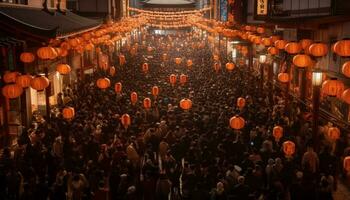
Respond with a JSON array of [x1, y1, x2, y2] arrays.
[[56, 64, 71, 75], [143, 98, 152, 109], [175, 57, 182, 65], [109, 66, 116, 76], [253, 36, 262, 45], [179, 98, 192, 110], [68, 38, 80, 48], [299, 39, 313, 50], [130, 92, 138, 105], [341, 61, 350, 78], [16, 74, 33, 88], [2, 84, 23, 99], [342, 89, 350, 104], [322, 78, 344, 98], [333, 40, 350, 57], [262, 37, 272, 47], [344, 156, 350, 172], [152, 86, 159, 97], [283, 141, 295, 157], [3, 71, 20, 83], [229, 116, 245, 130], [179, 74, 188, 85], [142, 63, 149, 73], [96, 78, 111, 89], [121, 114, 131, 128], [275, 40, 288, 50], [169, 74, 177, 86], [285, 42, 302, 54], [237, 97, 246, 109], [20, 52, 35, 63], [37, 47, 57, 60], [187, 59, 193, 67], [59, 49, 68, 57], [292, 54, 312, 68], [114, 82, 122, 94], [226, 62, 235, 71], [31, 76, 49, 91], [273, 126, 283, 141], [62, 107, 75, 120], [85, 43, 94, 51], [327, 127, 340, 141], [309, 43, 328, 57], [60, 41, 71, 50], [256, 27, 265, 34], [268, 47, 279, 55], [270, 35, 280, 43], [278, 73, 289, 83]]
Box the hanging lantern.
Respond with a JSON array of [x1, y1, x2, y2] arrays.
[[56, 64, 71, 75], [152, 86, 159, 97], [179, 74, 188, 85], [37, 47, 57, 60], [342, 89, 350, 104], [273, 126, 283, 141], [175, 57, 182, 65], [322, 78, 344, 98], [270, 35, 281, 43], [2, 84, 23, 99], [275, 40, 288, 50], [226, 62, 235, 71], [59, 49, 68, 57], [187, 59, 193, 67], [60, 41, 71, 50], [278, 73, 290, 83], [253, 36, 262, 45], [109, 66, 116, 76], [3, 71, 20, 83], [31, 76, 50, 91], [237, 97, 246, 109], [62, 107, 75, 120], [327, 127, 340, 141], [256, 27, 265, 34], [292, 54, 312, 68], [213, 63, 221, 73], [285, 42, 302, 54], [16, 74, 33, 88], [342, 61, 350, 78], [283, 141, 295, 157], [96, 78, 111, 89], [299, 39, 313, 50], [143, 98, 152, 109], [179, 98, 192, 111], [68, 38, 80, 48], [142, 63, 149, 73], [114, 82, 122, 94], [262, 37, 272, 47], [130, 92, 138, 105], [119, 54, 126, 65], [121, 114, 131, 129], [169, 74, 177, 86], [344, 156, 350, 172], [85, 43, 94, 51], [20, 52, 35, 63], [268, 47, 279, 55], [229, 116, 245, 130], [333, 39, 350, 57], [309, 43, 328, 57]]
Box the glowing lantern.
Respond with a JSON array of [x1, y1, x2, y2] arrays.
[[60, 41, 71, 50], [270, 35, 280, 43], [20, 52, 35, 63], [68, 38, 80, 48], [262, 37, 272, 47], [229, 116, 245, 130], [142, 63, 149, 73], [278, 73, 290, 83], [85, 43, 94, 51], [344, 156, 350, 172], [114, 82, 122, 94], [309, 43, 328, 57], [130, 92, 138, 105], [3, 71, 20, 83], [226, 62, 235, 71], [119, 55, 126, 65], [169, 74, 177, 86], [257, 27, 265, 34], [283, 141, 295, 157], [16, 74, 33, 88], [253, 36, 262, 45], [187, 59, 193, 67], [268, 47, 279, 55], [342, 61, 350, 78], [109, 66, 116, 76], [121, 114, 131, 129], [292, 54, 312, 68], [327, 127, 340, 141], [285, 42, 302, 54], [179, 74, 188, 85], [96, 78, 111, 89], [31, 76, 49, 91], [62, 107, 75, 120], [299, 39, 313, 50], [333, 40, 350, 57], [322, 78, 344, 98], [213, 63, 221, 73], [275, 40, 288, 50], [2, 84, 23, 99], [342, 89, 350, 104], [237, 97, 246, 109], [143, 98, 152, 109], [152, 86, 159, 97], [56, 64, 71, 75], [175, 57, 182, 65], [59, 49, 68, 57], [273, 126, 283, 141], [179, 98, 192, 111], [37, 47, 57, 60]]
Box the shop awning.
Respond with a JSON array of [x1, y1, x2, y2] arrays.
[[0, 5, 102, 40]]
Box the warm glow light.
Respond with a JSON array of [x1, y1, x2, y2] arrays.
[[312, 71, 323, 86], [259, 55, 267, 64]]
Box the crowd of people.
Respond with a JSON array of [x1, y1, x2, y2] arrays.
[[1, 31, 349, 200]]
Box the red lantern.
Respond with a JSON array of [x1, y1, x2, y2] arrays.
[[309, 43, 328, 57], [152, 86, 159, 97], [275, 40, 288, 50], [2, 84, 23, 99], [237, 97, 246, 109], [322, 78, 344, 98], [278, 73, 290, 83], [283, 141, 295, 157], [179, 98, 192, 111], [143, 98, 152, 109], [85, 43, 94, 51], [292, 54, 312, 68], [31, 76, 49, 91], [262, 37, 272, 47], [273, 126, 283, 141], [114, 82, 122, 94], [169, 74, 177, 86], [62, 107, 75, 120], [226, 62, 235, 71], [256, 27, 265, 34], [121, 114, 131, 128], [3, 71, 20, 83], [253, 36, 262, 45], [268, 47, 279, 55], [270, 35, 280, 43], [56, 64, 71, 75], [341, 61, 350, 78], [285, 42, 302, 54], [179, 74, 188, 85], [333, 40, 350, 57], [130, 92, 138, 105], [342, 89, 350, 104], [96, 78, 111, 89], [299, 39, 313, 50], [142, 63, 149, 73], [327, 127, 340, 141], [20, 52, 35, 63], [229, 116, 245, 130], [16, 74, 33, 88], [37, 47, 57, 60]]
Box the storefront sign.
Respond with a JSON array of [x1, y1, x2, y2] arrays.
[[256, 0, 268, 16]]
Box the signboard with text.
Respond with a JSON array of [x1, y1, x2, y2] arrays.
[[254, 0, 269, 20]]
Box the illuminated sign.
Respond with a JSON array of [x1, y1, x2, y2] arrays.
[[257, 0, 268, 15]]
